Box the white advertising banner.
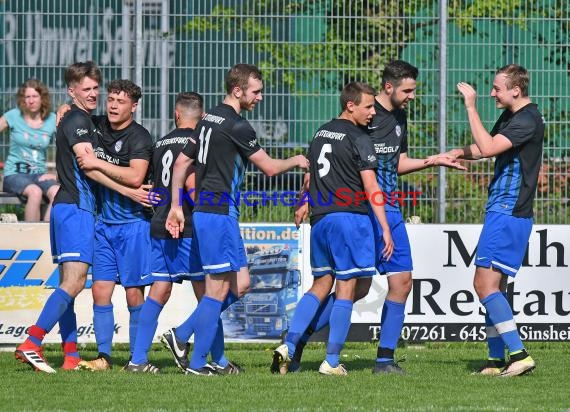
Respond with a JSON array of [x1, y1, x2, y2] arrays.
[[1, 222, 568, 344], [302, 223, 570, 342]]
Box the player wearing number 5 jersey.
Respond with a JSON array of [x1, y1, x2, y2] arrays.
[[273, 82, 393, 376], [166, 63, 308, 374]]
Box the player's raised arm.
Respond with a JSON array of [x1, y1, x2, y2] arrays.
[[456, 82, 514, 158]]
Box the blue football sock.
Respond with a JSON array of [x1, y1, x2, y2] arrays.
[[32, 288, 72, 345], [300, 293, 336, 344], [175, 309, 198, 343], [221, 291, 238, 312], [377, 299, 405, 362], [93, 304, 114, 357], [189, 296, 223, 369], [59, 299, 79, 358], [325, 299, 353, 368], [210, 317, 228, 367], [128, 304, 143, 355], [131, 298, 163, 365], [285, 292, 320, 358], [481, 291, 524, 354]]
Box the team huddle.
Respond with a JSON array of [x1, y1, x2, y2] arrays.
[[14, 60, 544, 378]]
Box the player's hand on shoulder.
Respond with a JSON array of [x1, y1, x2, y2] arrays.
[[295, 155, 309, 170], [56, 103, 72, 127]]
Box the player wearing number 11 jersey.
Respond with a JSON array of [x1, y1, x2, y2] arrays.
[[166, 63, 308, 374]]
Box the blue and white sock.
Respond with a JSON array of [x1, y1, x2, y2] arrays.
[[481, 291, 524, 354], [484, 293, 508, 360]]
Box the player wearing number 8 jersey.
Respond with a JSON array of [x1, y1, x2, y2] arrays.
[[166, 63, 308, 374], [125, 92, 204, 373]]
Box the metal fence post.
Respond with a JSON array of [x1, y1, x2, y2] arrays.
[[438, 0, 448, 223]]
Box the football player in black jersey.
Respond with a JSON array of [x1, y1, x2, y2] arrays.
[[289, 61, 463, 374], [442, 65, 543, 377], [15, 62, 103, 373], [273, 82, 394, 375], [119, 92, 202, 373], [75, 80, 154, 371], [165, 64, 308, 374]]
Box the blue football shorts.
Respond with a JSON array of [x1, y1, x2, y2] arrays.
[[310, 212, 376, 280], [370, 209, 413, 275], [150, 236, 204, 282], [192, 212, 247, 274], [92, 219, 152, 287], [475, 211, 533, 277], [50, 203, 95, 265]]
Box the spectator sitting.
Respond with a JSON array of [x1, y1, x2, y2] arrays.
[[0, 79, 59, 221]]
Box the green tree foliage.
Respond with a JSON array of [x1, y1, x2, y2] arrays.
[[184, 1, 568, 224], [185, 0, 567, 92]]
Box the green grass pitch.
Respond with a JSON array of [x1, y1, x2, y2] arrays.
[[1, 341, 569, 411]]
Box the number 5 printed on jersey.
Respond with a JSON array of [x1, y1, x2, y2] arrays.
[[317, 143, 332, 178]]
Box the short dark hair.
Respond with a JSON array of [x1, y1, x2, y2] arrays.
[[64, 61, 101, 88], [17, 78, 52, 120], [175, 92, 203, 111], [175, 92, 203, 121], [107, 79, 142, 103], [496, 64, 529, 97], [340, 82, 377, 110], [381, 60, 419, 88], [225, 64, 262, 94]]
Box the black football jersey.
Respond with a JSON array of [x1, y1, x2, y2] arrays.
[[150, 127, 196, 238], [91, 115, 153, 223], [308, 118, 378, 224], [53, 105, 98, 213], [181, 103, 262, 217]]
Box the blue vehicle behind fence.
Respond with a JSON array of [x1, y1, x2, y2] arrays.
[[243, 246, 300, 338]]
